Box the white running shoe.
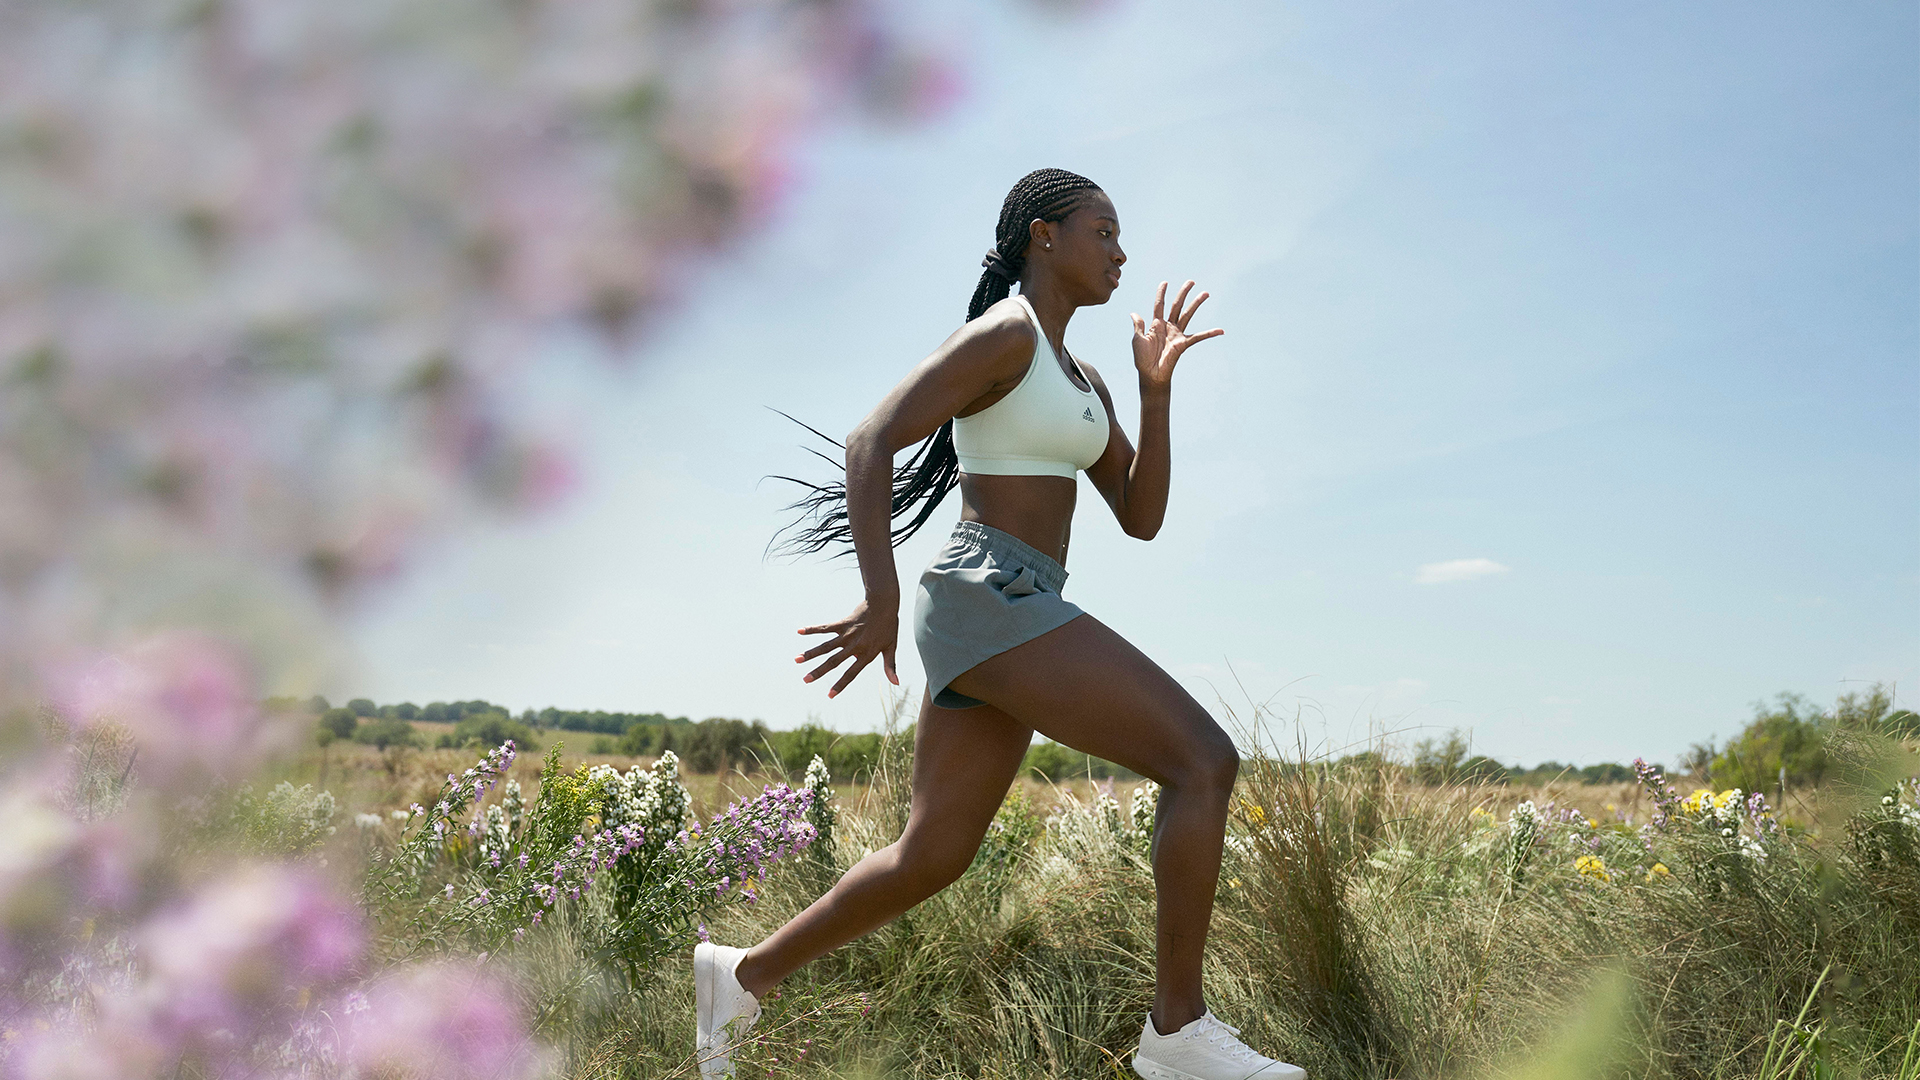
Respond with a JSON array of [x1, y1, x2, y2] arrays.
[[693, 942, 763, 1078], [1131, 1008, 1307, 1080]]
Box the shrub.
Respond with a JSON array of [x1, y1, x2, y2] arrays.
[[1714, 692, 1829, 791], [759, 723, 885, 782], [224, 780, 337, 855], [679, 716, 772, 774], [1412, 729, 1511, 785], [355, 716, 424, 749], [318, 707, 359, 741], [1021, 738, 1136, 781], [438, 711, 539, 751]]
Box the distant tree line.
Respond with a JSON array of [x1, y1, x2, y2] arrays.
[[1683, 683, 1915, 794], [279, 696, 1145, 783], [288, 683, 1912, 791], [1337, 682, 1915, 791]]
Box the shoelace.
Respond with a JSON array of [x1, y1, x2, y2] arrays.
[[1188, 1014, 1260, 1063]]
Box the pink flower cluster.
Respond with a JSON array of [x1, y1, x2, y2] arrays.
[[1634, 757, 1681, 831], [526, 822, 647, 916], [667, 783, 818, 904], [3, 866, 542, 1080]]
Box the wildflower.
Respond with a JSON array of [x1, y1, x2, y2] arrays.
[[1574, 854, 1611, 883], [1645, 862, 1670, 882]]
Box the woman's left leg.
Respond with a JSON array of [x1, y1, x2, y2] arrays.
[[731, 687, 1033, 998]]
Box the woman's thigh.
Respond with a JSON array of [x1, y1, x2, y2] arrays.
[[944, 614, 1235, 787], [897, 687, 1034, 864]]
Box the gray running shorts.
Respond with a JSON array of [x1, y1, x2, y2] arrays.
[[912, 520, 1085, 709]]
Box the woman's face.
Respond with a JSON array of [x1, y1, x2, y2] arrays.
[[1029, 190, 1125, 305]]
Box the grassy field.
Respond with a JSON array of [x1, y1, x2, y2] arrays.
[[298, 721, 1920, 1080]]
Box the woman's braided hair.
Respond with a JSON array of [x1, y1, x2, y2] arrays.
[[769, 168, 1103, 558]]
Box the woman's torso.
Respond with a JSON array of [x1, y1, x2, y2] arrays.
[[952, 293, 1107, 566]]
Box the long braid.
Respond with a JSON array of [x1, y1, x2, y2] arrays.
[[769, 168, 1102, 559]]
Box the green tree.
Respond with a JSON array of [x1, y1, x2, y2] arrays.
[[440, 711, 540, 751], [680, 717, 771, 774], [1713, 692, 1827, 792], [1832, 684, 1919, 739], [347, 697, 377, 717], [1020, 739, 1135, 781], [318, 707, 359, 741], [354, 716, 423, 749]]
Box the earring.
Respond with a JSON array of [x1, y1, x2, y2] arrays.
[[1044, 244, 1051, 250]]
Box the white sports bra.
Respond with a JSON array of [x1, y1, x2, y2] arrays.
[[952, 294, 1110, 478]]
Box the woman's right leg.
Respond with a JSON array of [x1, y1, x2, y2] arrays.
[[731, 686, 1033, 999]]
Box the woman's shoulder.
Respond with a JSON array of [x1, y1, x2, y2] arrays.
[[973, 295, 1038, 342], [939, 297, 1038, 379]]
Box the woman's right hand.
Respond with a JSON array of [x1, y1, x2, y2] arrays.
[[796, 598, 900, 698]]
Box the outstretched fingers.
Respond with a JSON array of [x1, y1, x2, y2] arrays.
[[1174, 290, 1209, 331], [804, 649, 852, 684], [829, 653, 875, 698], [1166, 280, 1195, 326]]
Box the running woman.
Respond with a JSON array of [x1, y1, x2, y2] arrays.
[[693, 168, 1306, 1080]]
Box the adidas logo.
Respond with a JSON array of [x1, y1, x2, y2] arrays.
[[1082, 407, 1096, 422]]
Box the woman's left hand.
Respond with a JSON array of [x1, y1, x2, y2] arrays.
[[1131, 279, 1223, 389]]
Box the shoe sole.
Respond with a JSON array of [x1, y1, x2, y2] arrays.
[[694, 943, 722, 1078], [1133, 1054, 1307, 1080], [1134, 1057, 1199, 1080]]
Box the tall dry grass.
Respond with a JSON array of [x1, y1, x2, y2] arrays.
[[316, 705, 1918, 1079]]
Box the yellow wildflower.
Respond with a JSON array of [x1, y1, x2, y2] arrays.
[[1228, 877, 1242, 890], [1245, 803, 1268, 827], [1681, 789, 1713, 815], [1470, 807, 1497, 828], [1645, 862, 1670, 883], [1574, 854, 1611, 883]]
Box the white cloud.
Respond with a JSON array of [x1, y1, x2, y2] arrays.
[[1415, 558, 1510, 585]]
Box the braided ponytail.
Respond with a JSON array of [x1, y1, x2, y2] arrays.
[[770, 168, 1103, 559]]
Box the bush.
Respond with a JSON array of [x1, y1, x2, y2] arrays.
[[1021, 739, 1136, 781], [1834, 683, 1920, 740], [1714, 692, 1829, 792], [759, 723, 885, 782], [1411, 730, 1512, 785], [224, 781, 337, 854], [438, 711, 539, 752], [678, 716, 772, 774], [318, 707, 359, 741], [355, 716, 424, 749]]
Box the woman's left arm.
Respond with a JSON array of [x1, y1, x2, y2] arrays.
[[1084, 279, 1223, 541]]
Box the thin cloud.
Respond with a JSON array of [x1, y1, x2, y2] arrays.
[[1415, 558, 1510, 585]]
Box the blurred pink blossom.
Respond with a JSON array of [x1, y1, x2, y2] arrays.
[[139, 863, 364, 1043], [46, 632, 288, 782], [344, 961, 546, 1080]]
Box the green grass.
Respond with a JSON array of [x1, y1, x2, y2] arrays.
[[322, 714, 1919, 1079]]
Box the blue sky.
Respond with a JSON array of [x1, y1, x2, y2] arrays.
[[349, 0, 1918, 768]]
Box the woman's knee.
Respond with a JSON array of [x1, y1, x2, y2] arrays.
[[888, 833, 977, 894], [1168, 724, 1239, 795]]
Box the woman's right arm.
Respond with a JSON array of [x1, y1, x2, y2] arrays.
[[796, 307, 1034, 697]]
